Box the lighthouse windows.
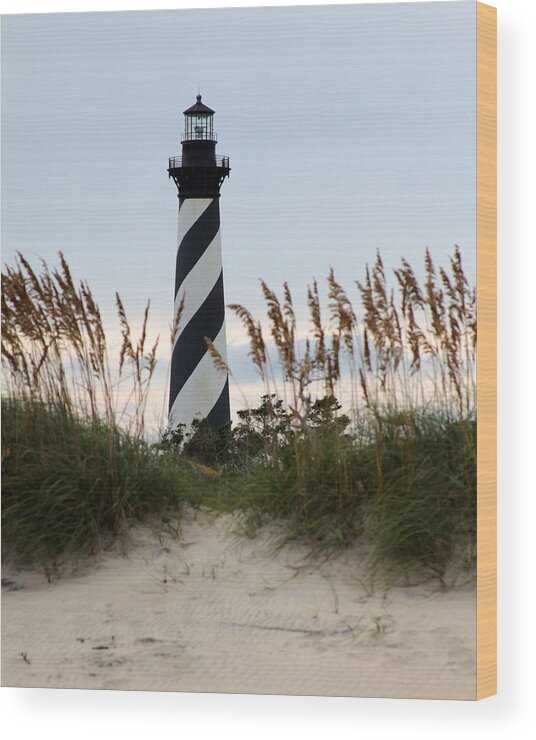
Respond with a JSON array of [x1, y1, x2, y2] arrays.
[[184, 114, 214, 141], [193, 116, 205, 138]]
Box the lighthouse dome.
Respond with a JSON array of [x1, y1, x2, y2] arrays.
[[183, 94, 215, 115]]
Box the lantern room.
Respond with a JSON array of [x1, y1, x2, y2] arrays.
[[182, 94, 216, 142]]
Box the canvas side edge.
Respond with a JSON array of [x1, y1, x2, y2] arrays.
[[476, 0, 497, 701]]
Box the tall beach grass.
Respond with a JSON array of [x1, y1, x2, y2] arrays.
[[2, 247, 477, 580], [1, 253, 194, 572], [205, 247, 477, 576]]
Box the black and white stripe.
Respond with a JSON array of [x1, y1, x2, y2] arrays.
[[169, 196, 230, 430]]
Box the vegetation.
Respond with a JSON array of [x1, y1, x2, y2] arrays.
[[2, 248, 476, 580], [204, 246, 477, 575], [1, 254, 195, 572], [1, 397, 195, 570]]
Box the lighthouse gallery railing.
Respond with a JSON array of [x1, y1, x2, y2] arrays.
[[168, 155, 230, 169]]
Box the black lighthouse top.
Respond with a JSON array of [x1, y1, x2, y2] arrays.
[[182, 94, 216, 143], [168, 95, 230, 198]]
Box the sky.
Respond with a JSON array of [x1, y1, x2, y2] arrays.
[[1, 1, 477, 424]]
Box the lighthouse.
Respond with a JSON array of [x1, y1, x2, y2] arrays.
[[167, 95, 231, 431]]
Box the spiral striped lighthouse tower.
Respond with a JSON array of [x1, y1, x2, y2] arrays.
[[167, 95, 231, 430]]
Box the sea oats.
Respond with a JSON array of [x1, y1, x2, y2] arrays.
[[2, 252, 159, 438]]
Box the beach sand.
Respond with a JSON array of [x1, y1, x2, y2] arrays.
[[1, 507, 476, 699]]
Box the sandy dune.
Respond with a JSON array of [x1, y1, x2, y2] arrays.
[[1, 508, 476, 699]]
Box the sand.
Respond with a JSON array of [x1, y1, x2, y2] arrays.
[[1, 508, 476, 699]]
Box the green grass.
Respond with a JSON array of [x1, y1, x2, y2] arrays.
[[153, 396, 477, 577], [1, 397, 198, 572], [362, 414, 476, 574], [200, 410, 477, 576], [2, 397, 475, 580], [1, 249, 477, 581]]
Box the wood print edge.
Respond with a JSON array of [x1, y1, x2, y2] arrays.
[[476, 0, 497, 701]]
